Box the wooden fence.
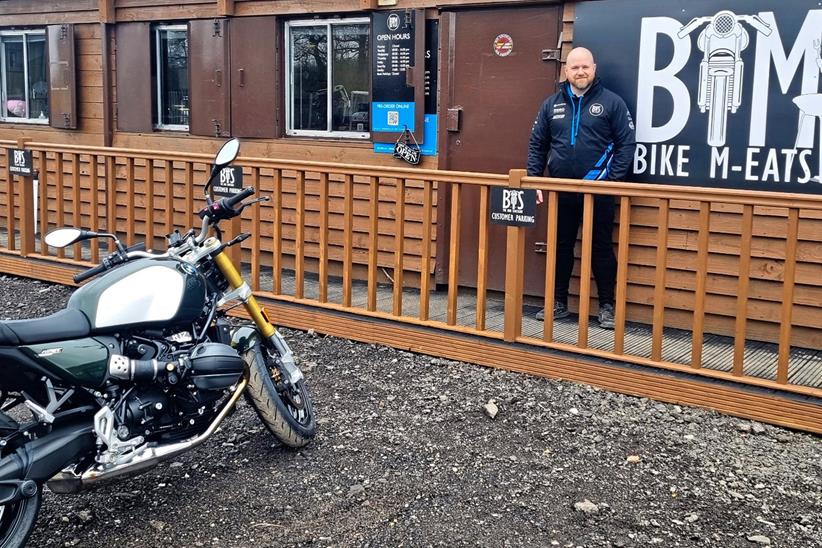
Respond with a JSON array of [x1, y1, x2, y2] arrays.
[[1, 140, 821, 431]]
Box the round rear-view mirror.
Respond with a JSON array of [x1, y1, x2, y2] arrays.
[[45, 228, 83, 248], [215, 138, 240, 168]]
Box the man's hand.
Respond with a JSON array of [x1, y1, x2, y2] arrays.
[[536, 189, 544, 204]]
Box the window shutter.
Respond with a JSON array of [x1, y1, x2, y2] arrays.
[[47, 24, 77, 130], [115, 22, 153, 133], [230, 16, 279, 139], [190, 19, 231, 137]]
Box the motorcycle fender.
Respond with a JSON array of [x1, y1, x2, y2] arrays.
[[231, 325, 261, 354]]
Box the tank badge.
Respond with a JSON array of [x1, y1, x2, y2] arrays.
[[37, 347, 63, 357]]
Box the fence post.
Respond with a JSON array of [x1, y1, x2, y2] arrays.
[[16, 138, 35, 256], [503, 169, 527, 342]]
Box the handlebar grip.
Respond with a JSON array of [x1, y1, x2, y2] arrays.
[[126, 242, 146, 252], [74, 262, 108, 284], [223, 187, 255, 209]]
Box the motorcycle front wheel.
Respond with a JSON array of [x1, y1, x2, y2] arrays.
[[0, 488, 41, 548], [242, 344, 316, 448]]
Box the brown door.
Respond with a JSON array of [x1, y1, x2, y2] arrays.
[[439, 6, 561, 294]]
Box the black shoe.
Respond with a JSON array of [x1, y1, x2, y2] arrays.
[[598, 303, 615, 329], [536, 302, 569, 321]]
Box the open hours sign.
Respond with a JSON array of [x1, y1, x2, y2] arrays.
[[489, 187, 537, 227]]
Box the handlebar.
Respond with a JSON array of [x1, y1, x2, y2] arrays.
[[73, 242, 147, 283], [74, 262, 109, 284], [223, 187, 255, 209]]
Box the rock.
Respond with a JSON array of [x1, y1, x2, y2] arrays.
[[149, 520, 167, 532], [737, 423, 753, 433], [348, 484, 365, 497], [573, 500, 599, 514], [75, 510, 93, 524], [169, 461, 184, 468], [483, 401, 499, 420], [752, 423, 767, 435], [569, 407, 579, 416], [747, 535, 771, 545], [626, 455, 641, 464], [684, 513, 699, 523]]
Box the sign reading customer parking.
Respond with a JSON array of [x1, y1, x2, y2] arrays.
[[489, 188, 537, 227], [574, 0, 822, 193], [8, 149, 33, 176]]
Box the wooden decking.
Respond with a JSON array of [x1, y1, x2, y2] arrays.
[[267, 269, 822, 390]]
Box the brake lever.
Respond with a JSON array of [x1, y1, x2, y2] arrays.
[[236, 195, 271, 215]]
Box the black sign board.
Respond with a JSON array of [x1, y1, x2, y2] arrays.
[[490, 188, 537, 227], [8, 149, 33, 176], [371, 10, 417, 133], [212, 166, 244, 198], [574, 0, 822, 194], [394, 140, 421, 165]]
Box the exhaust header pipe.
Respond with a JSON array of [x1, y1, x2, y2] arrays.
[[47, 374, 247, 494]]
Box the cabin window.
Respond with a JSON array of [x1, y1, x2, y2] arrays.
[[152, 24, 189, 130], [0, 29, 48, 124], [285, 18, 370, 139]]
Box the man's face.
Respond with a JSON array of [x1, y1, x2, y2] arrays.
[[565, 56, 596, 93]]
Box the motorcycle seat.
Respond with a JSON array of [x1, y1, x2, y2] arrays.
[[0, 309, 92, 346]]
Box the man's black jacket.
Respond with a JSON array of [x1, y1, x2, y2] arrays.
[[527, 78, 636, 181]]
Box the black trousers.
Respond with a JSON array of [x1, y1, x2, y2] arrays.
[[554, 193, 617, 306]]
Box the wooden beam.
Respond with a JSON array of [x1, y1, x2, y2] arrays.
[[217, 0, 235, 16], [99, 0, 115, 23]]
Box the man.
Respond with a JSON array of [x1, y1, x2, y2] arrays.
[[527, 47, 636, 329]]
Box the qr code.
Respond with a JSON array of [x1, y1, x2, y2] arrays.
[[387, 111, 399, 126]]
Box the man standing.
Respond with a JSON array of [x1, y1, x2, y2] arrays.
[[527, 47, 636, 329]]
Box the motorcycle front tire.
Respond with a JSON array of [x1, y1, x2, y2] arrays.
[[0, 487, 41, 548], [242, 344, 316, 448]]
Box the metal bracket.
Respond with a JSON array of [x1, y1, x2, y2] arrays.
[[23, 379, 74, 424], [213, 19, 223, 37], [541, 49, 561, 62]]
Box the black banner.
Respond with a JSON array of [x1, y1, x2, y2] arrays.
[[8, 149, 33, 176], [574, 0, 822, 193], [490, 188, 537, 227]]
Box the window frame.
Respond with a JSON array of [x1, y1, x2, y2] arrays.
[[153, 23, 189, 132], [0, 28, 49, 125], [285, 17, 370, 140]]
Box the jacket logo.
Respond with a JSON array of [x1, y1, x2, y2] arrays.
[[589, 103, 604, 117]]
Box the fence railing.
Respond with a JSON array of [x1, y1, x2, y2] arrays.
[[1, 140, 821, 401]]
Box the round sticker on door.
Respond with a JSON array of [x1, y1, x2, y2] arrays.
[[493, 34, 513, 57]]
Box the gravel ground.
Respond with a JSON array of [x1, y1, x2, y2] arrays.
[[1, 274, 820, 548]]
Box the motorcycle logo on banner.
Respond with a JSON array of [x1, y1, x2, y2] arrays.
[[574, 1, 822, 193]]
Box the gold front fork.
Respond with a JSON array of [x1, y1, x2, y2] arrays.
[[213, 251, 275, 338]]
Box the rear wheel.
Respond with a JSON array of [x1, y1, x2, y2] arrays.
[[242, 344, 316, 448], [0, 487, 41, 548]]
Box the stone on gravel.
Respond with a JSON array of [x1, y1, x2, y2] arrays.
[[626, 455, 641, 464], [574, 500, 599, 514], [483, 400, 499, 419], [747, 535, 771, 545]]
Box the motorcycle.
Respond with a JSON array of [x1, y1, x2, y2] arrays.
[[678, 10, 771, 147], [0, 139, 316, 547]]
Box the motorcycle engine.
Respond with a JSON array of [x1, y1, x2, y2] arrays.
[[105, 336, 245, 443]]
